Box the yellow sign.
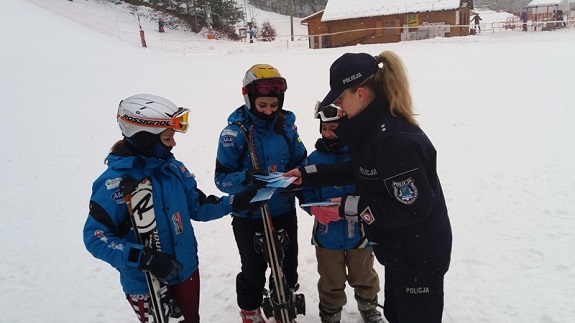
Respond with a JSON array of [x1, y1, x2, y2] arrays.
[[407, 14, 419, 27]]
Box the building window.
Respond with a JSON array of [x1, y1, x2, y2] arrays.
[[376, 21, 384, 36], [384, 21, 395, 35]]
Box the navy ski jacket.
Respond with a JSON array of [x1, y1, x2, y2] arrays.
[[301, 139, 370, 250], [300, 96, 452, 276], [84, 150, 232, 295], [215, 105, 307, 218]]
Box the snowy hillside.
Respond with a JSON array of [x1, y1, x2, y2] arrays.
[[1, 0, 574, 322]]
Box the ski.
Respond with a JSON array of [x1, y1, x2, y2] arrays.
[[120, 177, 181, 323], [245, 125, 305, 323]]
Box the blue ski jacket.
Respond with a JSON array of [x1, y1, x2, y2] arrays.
[[301, 139, 370, 250], [84, 149, 232, 295], [215, 105, 307, 218]]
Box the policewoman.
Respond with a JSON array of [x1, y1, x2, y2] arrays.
[[286, 52, 452, 323], [214, 64, 307, 322]]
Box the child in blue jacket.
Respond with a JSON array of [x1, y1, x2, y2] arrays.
[[84, 94, 257, 323], [301, 103, 383, 323], [214, 64, 307, 322]]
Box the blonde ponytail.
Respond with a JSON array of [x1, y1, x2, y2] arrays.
[[373, 51, 417, 126]]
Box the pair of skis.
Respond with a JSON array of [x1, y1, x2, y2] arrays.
[[121, 177, 181, 323], [245, 125, 305, 323]]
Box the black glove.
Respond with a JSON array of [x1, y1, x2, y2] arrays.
[[246, 169, 269, 188], [138, 247, 183, 283], [279, 184, 302, 197], [232, 187, 263, 213]]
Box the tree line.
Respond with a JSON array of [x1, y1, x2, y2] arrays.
[[247, 0, 328, 17], [474, 0, 531, 13], [113, 0, 528, 38]]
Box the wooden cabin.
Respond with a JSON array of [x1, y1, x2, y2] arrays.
[[527, 0, 571, 22], [301, 0, 474, 49]]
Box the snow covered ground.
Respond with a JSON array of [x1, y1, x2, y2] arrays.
[[1, 0, 574, 322]]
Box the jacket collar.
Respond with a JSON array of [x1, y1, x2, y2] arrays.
[[315, 138, 349, 156], [334, 96, 390, 150], [231, 105, 277, 132], [107, 153, 173, 172]]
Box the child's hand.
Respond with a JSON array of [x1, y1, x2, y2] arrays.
[[311, 205, 341, 225]]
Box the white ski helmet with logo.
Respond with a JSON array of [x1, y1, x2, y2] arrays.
[[117, 94, 189, 137]]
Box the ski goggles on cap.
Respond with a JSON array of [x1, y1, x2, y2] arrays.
[[314, 101, 344, 122], [244, 78, 288, 96], [118, 107, 190, 133]]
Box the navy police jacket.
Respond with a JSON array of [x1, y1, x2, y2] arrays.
[[301, 96, 452, 276], [215, 105, 307, 218], [301, 138, 370, 250], [84, 146, 232, 295]]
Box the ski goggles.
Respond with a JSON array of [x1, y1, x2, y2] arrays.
[[118, 107, 190, 133], [244, 78, 288, 96], [314, 101, 343, 122]]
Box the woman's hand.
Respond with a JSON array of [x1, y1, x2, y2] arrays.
[[284, 168, 302, 185]]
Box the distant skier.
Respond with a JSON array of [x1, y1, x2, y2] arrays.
[[557, 10, 566, 27], [248, 27, 255, 43], [471, 13, 482, 33], [521, 11, 528, 31], [158, 18, 165, 33]]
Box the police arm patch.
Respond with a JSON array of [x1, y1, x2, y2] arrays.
[[392, 177, 418, 205], [360, 206, 375, 224]]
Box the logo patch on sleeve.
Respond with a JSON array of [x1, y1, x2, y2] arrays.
[[360, 206, 375, 224], [111, 190, 125, 204], [221, 129, 238, 137], [105, 177, 122, 190], [172, 212, 183, 235], [179, 165, 194, 178], [392, 177, 418, 205], [268, 165, 277, 173], [221, 136, 235, 147]]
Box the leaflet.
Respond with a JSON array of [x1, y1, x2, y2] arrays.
[[250, 187, 277, 202], [254, 172, 297, 188], [300, 202, 340, 207]]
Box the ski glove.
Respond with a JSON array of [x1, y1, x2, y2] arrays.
[[246, 169, 269, 188], [232, 187, 263, 213], [138, 247, 183, 283], [280, 186, 303, 197], [311, 205, 342, 225], [339, 195, 360, 222]]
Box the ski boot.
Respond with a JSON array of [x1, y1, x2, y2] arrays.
[[319, 302, 342, 323], [357, 296, 384, 323], [240, 308, 265, 323], [261, 283, 305, 323]]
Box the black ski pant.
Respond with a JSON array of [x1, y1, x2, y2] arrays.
[[232, 209, 299, 311], [381, 264, 445, 323]]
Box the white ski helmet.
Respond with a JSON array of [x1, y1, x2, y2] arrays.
[[242, 64, 287, 111], [117, 94, 189, 137]]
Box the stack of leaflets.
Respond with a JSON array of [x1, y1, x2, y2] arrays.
[[250, 172, 297, 202]]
